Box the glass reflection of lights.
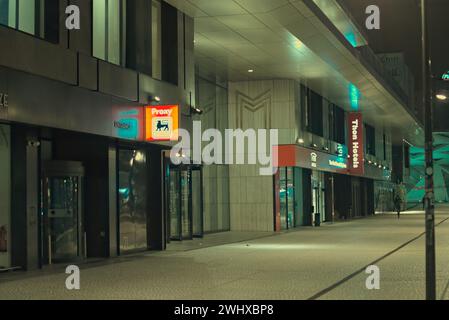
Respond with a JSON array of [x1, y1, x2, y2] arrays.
[[134, 151, 145, 163], [345, 32, 357, 47]]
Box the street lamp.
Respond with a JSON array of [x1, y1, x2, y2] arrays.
[[421, 0, 436, 300]]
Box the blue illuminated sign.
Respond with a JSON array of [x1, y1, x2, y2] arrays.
[[348, 83, 360, 111], [345, 32, 357, 48], [113, 107, 143, 140], [442, 71, 449, 81]]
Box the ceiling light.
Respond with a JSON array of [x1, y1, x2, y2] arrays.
[[190, 106, 203, 115], [149, 95, 161, 103], [436, 94, 447, 101], [248, 69, 254, 73]]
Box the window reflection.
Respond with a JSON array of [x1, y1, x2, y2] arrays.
[[118, 149, 147, 253]]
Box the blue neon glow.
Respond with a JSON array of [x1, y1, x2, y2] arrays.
[[337, 144, 348, 159], [119, 109, 139, 116], [116, 118, 139, 139], [119, 188, 130, 198], [442, 71, 449, 81], [348, 83, 360, 111], [345, 32, 357, 47]]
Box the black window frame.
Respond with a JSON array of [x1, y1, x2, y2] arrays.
[[0, 0, 59, 44], [365, 123, 376, 156]]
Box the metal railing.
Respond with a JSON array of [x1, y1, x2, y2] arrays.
[[356, 45, 412, 110]]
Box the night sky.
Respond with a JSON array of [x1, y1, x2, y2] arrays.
[[341, 0, 449, 97]]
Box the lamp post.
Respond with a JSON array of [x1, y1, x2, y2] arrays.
[[421, 0, 436, 300]]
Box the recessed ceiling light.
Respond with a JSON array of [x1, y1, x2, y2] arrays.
[[436, 94, 447, 101], [248, 69, 254, 73]]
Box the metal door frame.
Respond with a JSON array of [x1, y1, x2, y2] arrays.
[[41, 161, 85, 265], [191, 165, 203, 238], [164, 158, 203, 242]]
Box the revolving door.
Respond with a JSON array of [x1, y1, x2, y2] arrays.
[[41, 161, 85, 264], [165, 163, 203, 242]]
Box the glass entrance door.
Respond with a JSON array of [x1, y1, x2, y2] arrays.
[[312, 171, 326, 224], [278, 167, 296, 230], [118, 149, 148, 254], [166, 164, 203, 242], [180, 169, 192, 240], [191, 167, 203, 237], [168, 168, 181, 240], [42, 162, 84, 264]]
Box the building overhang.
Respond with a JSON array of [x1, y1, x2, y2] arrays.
[[165, 0, 423, 147], [275, 144, 391, 181]]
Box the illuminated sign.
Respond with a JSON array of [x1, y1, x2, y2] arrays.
[[274, 145, 348, 174], [442, 71, 449, 81], [145, 105, 179, 141], [310, 152, 318, 168], [329, 159, 347, 169], [113, 107, 144, 140], [348, 83, 360, 111], [348, 112, 364, 175], [0, 93, 8, 108]]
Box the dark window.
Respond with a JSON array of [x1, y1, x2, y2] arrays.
[[126, 0, 152, 74], [404, 144, 410, 169], [43, 0, 59, 43], [333, 104, 345, 144], [365, 124, 376, 156], [161, 1, 178, 85], [383, 133, 387, 160], [307, 90, 323, 137]]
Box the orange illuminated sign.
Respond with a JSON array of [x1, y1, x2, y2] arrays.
[[145, 105, 179, 141]]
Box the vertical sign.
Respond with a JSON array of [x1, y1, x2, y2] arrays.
[[145, 105, 179, 141], [348, 112, 364, 175]]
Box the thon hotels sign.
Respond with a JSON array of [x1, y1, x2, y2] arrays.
[[348, 112, 364, 175]]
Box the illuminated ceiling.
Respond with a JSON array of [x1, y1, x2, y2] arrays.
[[165, 0, 423, 146]]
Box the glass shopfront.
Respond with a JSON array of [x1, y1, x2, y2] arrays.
[[0, 124, 10, 269], [41, 162, 85, 264], [276, 167, 303, 230], [311, 170, 326, 225], [118, 149, 148, 253], [165, 163, 203, 242], [279, 167, 296, 230]]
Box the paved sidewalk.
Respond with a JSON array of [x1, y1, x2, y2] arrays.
[[0, 207, 448, 300]]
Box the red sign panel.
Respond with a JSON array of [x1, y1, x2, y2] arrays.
[[347, 112, 364, 175], [273, 145, 348, 174]]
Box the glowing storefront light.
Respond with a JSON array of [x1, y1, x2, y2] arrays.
[[145, 105, 179, 141], [442, 71, 449, 81], [113, 108, 144, 140], [345, 32, 357, 47], [348, 83, 360, 111]]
